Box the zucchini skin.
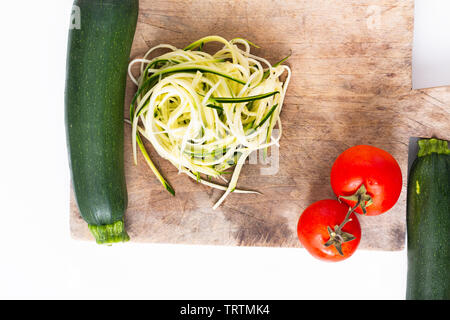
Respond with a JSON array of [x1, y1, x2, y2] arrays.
[[406, 139, 450, 300], [65, 0, 138, 243]]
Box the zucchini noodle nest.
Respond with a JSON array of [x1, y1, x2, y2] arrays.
[[128, 36, 291, 209]]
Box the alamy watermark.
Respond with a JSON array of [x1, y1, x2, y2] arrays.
[[70, 5, 81, 30], [366, 5, 381, 30], [185, 129, 280, 176], [247, 130, 280, 176]]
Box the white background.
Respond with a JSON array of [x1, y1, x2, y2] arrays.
[[0, 0, 448, 300], [413, 0, 450, 89]]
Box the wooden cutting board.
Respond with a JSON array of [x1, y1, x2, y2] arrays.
[[70, 0, 450, 250]]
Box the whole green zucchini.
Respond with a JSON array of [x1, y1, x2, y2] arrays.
[[406, 138, 450, 299], [65, 0, 139, 244]]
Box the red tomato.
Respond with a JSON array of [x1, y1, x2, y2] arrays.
[[297, 199, 361, 262], [330, 145, 402, 216]]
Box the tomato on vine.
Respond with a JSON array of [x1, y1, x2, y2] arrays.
[[297, 199, 361, 262], [330, 145, 402, 216]]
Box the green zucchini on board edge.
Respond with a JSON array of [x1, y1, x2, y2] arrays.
[[406, 138, 450, 300], [65, 0, 139, 244]]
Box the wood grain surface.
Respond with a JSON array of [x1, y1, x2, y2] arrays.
[[70, 0, 450, 250]]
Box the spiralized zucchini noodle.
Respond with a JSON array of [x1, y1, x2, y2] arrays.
[[128, 36, 291, 209]]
